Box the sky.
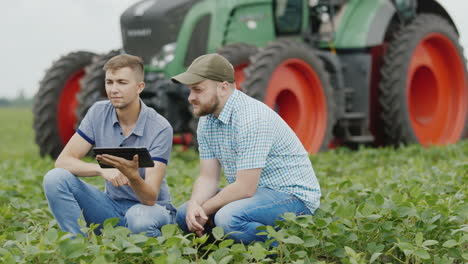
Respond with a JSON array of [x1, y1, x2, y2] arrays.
[[1, 0, 468, 99]]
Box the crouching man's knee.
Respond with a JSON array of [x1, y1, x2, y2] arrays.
[[125, 203, 174, 237], [43, 168, 76, 195]]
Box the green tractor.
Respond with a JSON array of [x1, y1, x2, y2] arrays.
[[33, 0, 468, 158]]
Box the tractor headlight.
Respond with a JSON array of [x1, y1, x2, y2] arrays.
[[151, 42, 176, 68]]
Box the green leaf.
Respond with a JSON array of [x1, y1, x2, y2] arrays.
[[91, 256, 108, 264], [183, 247, 197, 255], [103, 217, 119, 228], [212, 226, 224, 240], [315, 219, 328, 228], [282, 235, 304, 245], [397, 242, 414, 256], [230, 244, 246, 253], [250, 243, 266, 261], [218, 255, 233, 264], [422, 240, 438, 247], [374, 194, 384, 206], [344, 246, 356, 256], [131, 234, 148, 244], [303, 237, 319, 247], [165, 236, 182, 247], [366, 242, 384, 253], [60, 242, 87, 259], [265, 226, 277, 237], [152, 256, 167, 264], [124, 246, 143, 254], [161, 224, 177, 238], [202, 244, 218, 251], [396, 207, 414, 217], [370, 252, 382, 263], [363, 223, 377, 232], [415, 232, 423, 246], [365, 214, 382, 220], [294, 251, 307, 257], [462, 253, 468, 260], [44, 228, 58, 244], [358, 203, 375, 216], [0, 248, 10, 256], [442, 240, 458, 248], [219, 239, 234, 248], [194, 234, 209, 245], [414, 248, 430, 260], [212, 248, 230, 260], [282, 212, 297, 222], [201, 257, 217, 264]]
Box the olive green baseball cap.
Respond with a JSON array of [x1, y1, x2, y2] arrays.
[[171, 53, 235, 85]]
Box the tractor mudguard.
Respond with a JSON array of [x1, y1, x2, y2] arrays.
[[167, 0, 275, 77], [332, 0, 457, 49], [332, 0, 395, 48]]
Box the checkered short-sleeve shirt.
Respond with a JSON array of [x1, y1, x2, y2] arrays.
[[197, 89, 321, 212]]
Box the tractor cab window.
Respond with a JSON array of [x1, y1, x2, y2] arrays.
[[274, 0, 303, 35]]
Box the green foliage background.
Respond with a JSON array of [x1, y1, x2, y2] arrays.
[[0, 108, 466, 263]]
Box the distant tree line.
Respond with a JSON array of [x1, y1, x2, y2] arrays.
[[0, 90, 33, 107]]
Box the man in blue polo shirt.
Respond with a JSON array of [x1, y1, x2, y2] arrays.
[[171, 53, 321, 244], [43, 54, 175, 237]]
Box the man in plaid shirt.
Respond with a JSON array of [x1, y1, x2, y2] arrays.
[[172, 53, 321, 244]]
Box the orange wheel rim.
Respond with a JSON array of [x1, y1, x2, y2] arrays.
[[265, 59, 327, 153], [234, 63, 248, 90], [407, 33, 468, 145]]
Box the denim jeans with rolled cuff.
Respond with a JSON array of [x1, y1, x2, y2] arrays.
[[43, 168, 176, 237], [176, 187, 311, 244]]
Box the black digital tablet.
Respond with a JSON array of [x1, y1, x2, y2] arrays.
[[93, 147, 154, 169]]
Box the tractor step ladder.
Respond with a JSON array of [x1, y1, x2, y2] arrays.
[[340, 112, 374, 144]]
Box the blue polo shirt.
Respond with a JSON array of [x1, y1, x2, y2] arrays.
[[77, 100, 174, 209]]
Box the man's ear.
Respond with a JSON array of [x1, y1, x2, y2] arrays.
[[221, 81, 231, 93], [137, 82, 145, 94]]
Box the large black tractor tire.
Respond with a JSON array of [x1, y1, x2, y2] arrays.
[[216, 43, 259, 90], [379, 14, 468, 146], [76, 50, 120, 125], [33, 51, 96, 159], [242, 39, 335, 153]]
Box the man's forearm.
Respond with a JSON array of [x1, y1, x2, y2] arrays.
[[55, 156, 102, 177], [202, 181, 252, 215], [190, 176, 219, 205], [127, 174, 158, 205]]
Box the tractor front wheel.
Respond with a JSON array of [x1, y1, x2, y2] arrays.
[[33, 51, 96, 159], [379, 14, 468, 146], [242, 39, 335, 153]]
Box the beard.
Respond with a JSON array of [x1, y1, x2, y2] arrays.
[[191, 96, 219, 117]]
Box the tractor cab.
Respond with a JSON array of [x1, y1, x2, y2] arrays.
[[120, 0, 201, 66]]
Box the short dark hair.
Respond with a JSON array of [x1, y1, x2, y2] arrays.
[[103, 54, 144, 81]]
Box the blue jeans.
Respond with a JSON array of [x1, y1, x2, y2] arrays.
[[43, 168, 175, 237], [176, 187, 311, 244]]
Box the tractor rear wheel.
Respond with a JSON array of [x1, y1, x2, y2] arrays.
[[217, 43, 258, 90], [33, 51, 96, 159], [379, 14, 468, 146], [242, 39, 335, 153], [76, 50, 120, 125]]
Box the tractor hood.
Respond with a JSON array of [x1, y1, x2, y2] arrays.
[[120, 0, 201, 64]]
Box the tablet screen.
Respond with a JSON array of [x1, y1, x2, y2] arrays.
[[93, 147, 154, 168]]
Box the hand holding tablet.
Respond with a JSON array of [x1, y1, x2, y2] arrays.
[[93, 147, 154, 168]]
